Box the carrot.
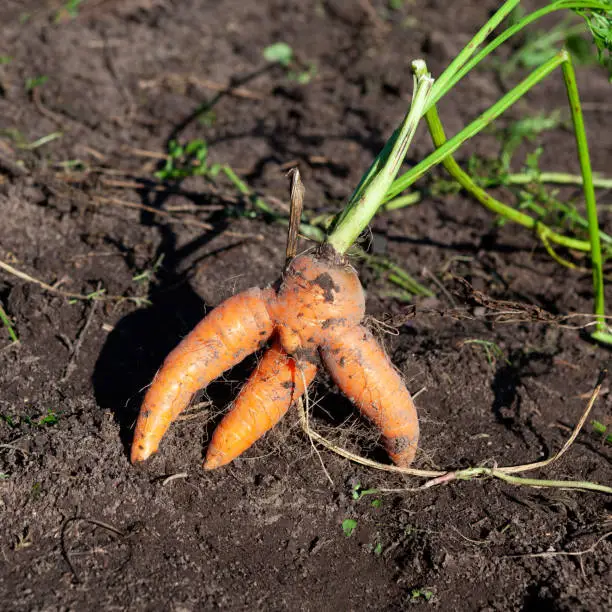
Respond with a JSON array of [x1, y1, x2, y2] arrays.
[[131, 247, 420, 469], [204, 340, 317, 470], [131, 287, 275, 463], [320, 325, 419, 466], [272, 249, 365, 354]]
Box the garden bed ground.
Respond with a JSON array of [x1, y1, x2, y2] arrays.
[[0, 1, 611, 610]]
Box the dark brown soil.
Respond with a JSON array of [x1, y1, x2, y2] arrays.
[[1, 1, 611, 610]]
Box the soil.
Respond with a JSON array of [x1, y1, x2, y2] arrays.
[[1, 1, 611, 610]]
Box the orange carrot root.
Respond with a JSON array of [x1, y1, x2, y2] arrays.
[[203, 341, 317, 470], [131, 287, 275, 463], [273, 251, 365, 352], [130, 248, 420, 470], [320, 325, 419, 466]]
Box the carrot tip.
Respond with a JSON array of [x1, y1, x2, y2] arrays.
[[130, 441, 158, 464], [202, 453, 225, 470]]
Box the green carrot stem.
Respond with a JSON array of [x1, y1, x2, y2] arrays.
[[326, 61, 434, 254], [423, 104, 591, 252], [505, 171, 612, 190], [387, 53, 568, 201], [560, 53, 607, 334], [381, 192, 421, 211], [455, 467, 612, 494], [429, 0, 612, 107], [429, 0, 520, 105]]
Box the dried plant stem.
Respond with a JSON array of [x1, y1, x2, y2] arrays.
[[505, 531, 612, 559], [0, 260, 143, 304], [298, 370, 610, 494], [0, 260, 104, 301]]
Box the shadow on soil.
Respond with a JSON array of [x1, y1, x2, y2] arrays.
[[491, 349, 557, 453], [92, 183, 251, 457]]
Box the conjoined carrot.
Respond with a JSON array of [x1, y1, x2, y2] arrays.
[[130, 61, 434, 470], [131, 246, 419, 469]]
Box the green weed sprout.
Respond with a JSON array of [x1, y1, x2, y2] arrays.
[[342, 518, 358, 537], [591, 419, 612, 443], [263, 42, 317, 84], [0, 301, 17, 343]]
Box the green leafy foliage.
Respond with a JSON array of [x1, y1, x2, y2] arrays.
[[55, 0, 84, 22], [262, 42, 317, 84], [0, 414, 17, 428], [351, 483, 379, 500], [37, 410, 59, 426], [63, 0, 84, 18], [574, 2, 612, 78], [263, 42, 294, 66], [410, 588, 434, 603], [155, 139, 221, 181], [342, 518, 357, 537], [1, 410, 59, 428], [25, 75, 48, 91]]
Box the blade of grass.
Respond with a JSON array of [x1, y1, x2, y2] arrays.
[[0, 302, 18, 343]]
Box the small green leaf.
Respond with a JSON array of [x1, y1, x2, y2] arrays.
[[371, 498, 382, 508], [342, 518, 357, 537], [373, 542, 383, 555], [263, 42, 294, 66], [591, 420, 612, 444], [25, 75, 48, 91], [574, 6, 612, 79], [0, 414, 16, 428], [0, 56, 12, 65], [38, 410, 58, 427], [63, 0, 84, 18], [411, 588, 434, 602]]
